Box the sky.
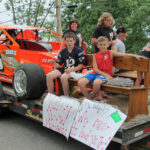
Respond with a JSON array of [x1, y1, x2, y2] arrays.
[[0, 1, 12, 24]]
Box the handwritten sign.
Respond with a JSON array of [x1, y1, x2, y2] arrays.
[[43, 93, 80, 139], [70, 99, 126, 150]]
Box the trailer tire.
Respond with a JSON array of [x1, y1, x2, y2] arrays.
[[13, 63, 46, 100]]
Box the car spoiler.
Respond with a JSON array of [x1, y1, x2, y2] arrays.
[[0, 24, 62, 37]]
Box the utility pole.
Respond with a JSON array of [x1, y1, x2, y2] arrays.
[[56, 0, 62, 42]]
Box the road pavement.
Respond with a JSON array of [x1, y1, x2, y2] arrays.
[[0, 111, 121, 150]]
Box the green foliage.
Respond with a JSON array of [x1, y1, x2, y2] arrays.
[[62, 0, 150, 54], [3, 0, 54, 28]]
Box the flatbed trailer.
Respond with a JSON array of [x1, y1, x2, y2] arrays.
[[1, 82, 150, 150]]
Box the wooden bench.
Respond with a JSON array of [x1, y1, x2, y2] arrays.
[[58, 54, 150, 121]]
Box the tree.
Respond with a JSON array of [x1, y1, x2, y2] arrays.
[[62, 0, 150, 54], [3, 0, 55, 29]]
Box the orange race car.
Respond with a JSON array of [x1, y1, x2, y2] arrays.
[[0, 24, 63, 100]]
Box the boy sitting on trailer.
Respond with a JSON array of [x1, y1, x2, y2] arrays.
[[46, 32, 85, 96]]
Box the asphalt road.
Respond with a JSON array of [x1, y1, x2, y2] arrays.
[[0, 111, 121, 150]]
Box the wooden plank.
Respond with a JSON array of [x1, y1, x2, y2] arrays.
[[114, 56, 149, 72], [127, 90, 148, 121], [84, 55, 150, 72]]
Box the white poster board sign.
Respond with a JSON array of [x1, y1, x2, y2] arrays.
[[70, 99, 127, 150], [43, 93, 80, 139]]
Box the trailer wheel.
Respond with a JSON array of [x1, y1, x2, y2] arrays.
[[13, 63, 46, 100]]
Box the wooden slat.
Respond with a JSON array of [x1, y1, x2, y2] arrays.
[[127, 90, 148, 121], [69, 79, 146, 95], [114, 56, 149, 72], [85, 54, 150, 72]]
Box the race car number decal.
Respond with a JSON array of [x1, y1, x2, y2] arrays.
[[5, 49, 16, 56]]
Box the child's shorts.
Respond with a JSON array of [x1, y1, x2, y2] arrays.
[[84, 73, 108, 83]]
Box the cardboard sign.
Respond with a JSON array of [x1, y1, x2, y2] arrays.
[[70, 99, 127, 150], [43, 93, 80, 139]]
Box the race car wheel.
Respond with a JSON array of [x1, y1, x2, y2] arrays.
[[13, 63, 46, 100]]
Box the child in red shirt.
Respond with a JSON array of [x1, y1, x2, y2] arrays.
[[78, 36, 142, 101]]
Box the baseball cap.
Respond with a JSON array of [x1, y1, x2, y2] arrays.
[[117, 27, 127, 34]]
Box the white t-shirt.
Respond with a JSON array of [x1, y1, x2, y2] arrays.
[[116, 39, 125, 53]]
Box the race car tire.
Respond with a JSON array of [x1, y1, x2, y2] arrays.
[[13, 63, 46, 100]]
